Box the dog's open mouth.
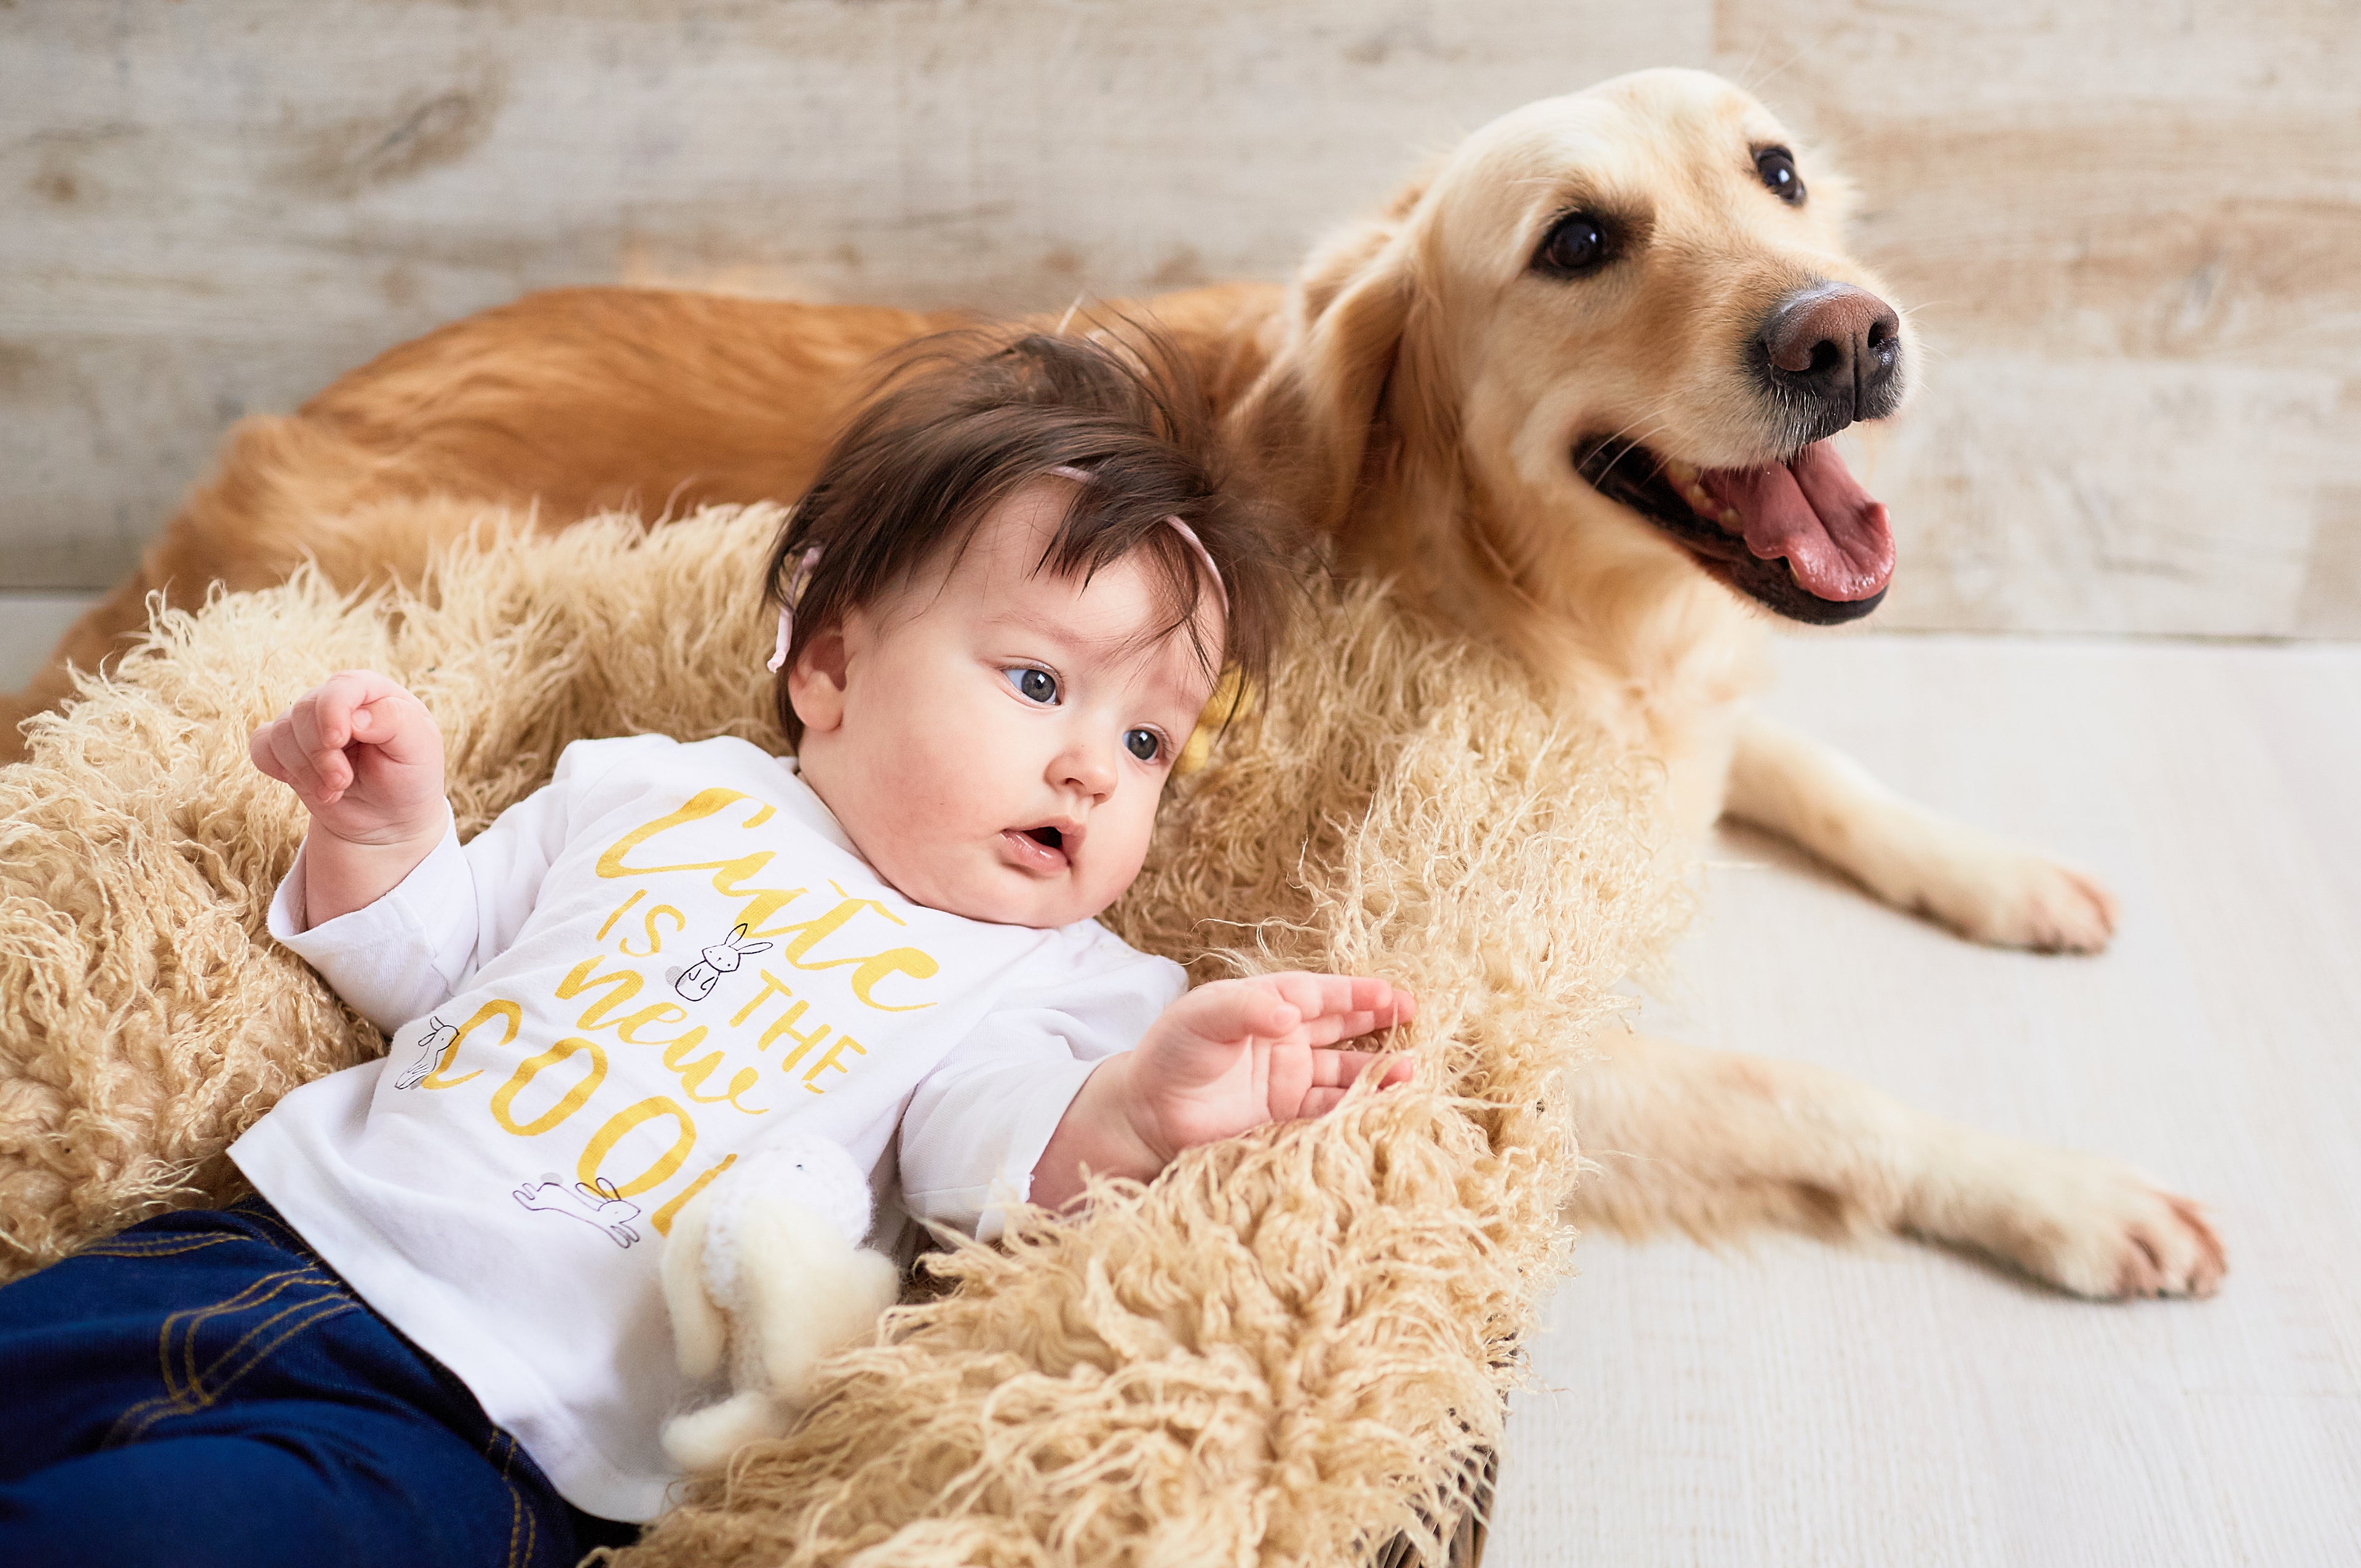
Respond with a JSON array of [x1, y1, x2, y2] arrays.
[[1573, 436, 1894, 624]]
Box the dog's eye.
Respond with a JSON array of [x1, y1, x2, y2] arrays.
[[1755, 146, 1805, 205], [1532, 212, 1611, 277]]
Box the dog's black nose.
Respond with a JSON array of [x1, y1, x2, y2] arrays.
[[1758, 283, 1903, 430]]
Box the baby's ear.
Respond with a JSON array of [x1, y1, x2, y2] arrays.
[[786, 628, 852, 735]]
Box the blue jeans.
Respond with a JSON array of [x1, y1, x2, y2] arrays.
[[0, 1195, 640, 1567]]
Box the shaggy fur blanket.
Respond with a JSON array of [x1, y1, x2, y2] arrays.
[[0, 506, 1685, 1566]]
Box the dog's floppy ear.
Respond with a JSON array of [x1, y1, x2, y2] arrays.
[[1228, 192, 1426, 540]]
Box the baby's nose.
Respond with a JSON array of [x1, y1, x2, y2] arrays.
[[1054, 740, 1119, 799]]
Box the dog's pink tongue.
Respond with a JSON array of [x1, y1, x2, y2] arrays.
[[1701, 441, 1894, 601]]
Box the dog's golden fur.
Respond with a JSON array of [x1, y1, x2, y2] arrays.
[[1, 68, 2220, 1297]]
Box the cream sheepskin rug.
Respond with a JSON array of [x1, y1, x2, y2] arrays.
[[0, 505, 1685, 1566]]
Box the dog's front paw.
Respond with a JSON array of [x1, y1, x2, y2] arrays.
[[1950, 1149, 2225, 1299], [1950, 852, 2117, 954], [1892, 833, 2119, 954]]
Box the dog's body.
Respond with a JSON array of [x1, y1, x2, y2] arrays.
[[3, 69, 2220, 1297]]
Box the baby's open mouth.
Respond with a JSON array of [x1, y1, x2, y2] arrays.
[[1003, 822, 1077, 873]]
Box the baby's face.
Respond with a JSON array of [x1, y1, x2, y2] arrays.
[[789, 480, 1221, 928]]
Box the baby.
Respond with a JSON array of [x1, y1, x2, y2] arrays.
[[0, 334, 1411, 1567]]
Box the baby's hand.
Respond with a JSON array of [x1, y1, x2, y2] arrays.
[[251, 672, 449, 925], [1121, 973, 1417, 1164], [251, 671, 446, 844]]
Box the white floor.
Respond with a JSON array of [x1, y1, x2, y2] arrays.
[[1490, 635, 2361, 1567]]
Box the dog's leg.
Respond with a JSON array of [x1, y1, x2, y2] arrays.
[[1564, 1029, 2224, 1299], [1722, 711, 2118, 952]]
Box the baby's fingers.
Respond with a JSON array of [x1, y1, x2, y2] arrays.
[[1267, 975, 1415, 1036], [1294, 1008, 1372, 1047], [309, 671, 430, 756], [296, 671, 397, 763], [1357, 980, 1415, 1028], [1308, 1047, 1408, 1090], [283, 694, 358, 801], [248, 720, 287, 781], [281, 717, 350, 801], [1291, 1049, 1413, 1119], [1184, 979, 1305, 1043], [254, 713, 341, 804], [1297, 996, 1418, 1047]]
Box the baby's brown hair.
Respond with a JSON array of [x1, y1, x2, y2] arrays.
[[765, 329, 1294, 748]]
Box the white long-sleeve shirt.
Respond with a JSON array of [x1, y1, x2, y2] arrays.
[[228, 734, 1183, 1521]]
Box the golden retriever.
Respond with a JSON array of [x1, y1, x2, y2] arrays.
[[1, 68, 2220, 1297]]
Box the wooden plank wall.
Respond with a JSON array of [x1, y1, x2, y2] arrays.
[[4, 0, 2355, 636]]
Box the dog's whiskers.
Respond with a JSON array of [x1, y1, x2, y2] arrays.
[[1581, 403, 1685, 486]]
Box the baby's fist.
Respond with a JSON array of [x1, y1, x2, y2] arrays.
[[250, 671, 446, 845]]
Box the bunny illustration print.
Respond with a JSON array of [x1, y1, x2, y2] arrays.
[[514, 1174, 643, 1248], [670, 924, 772, 1002], [393, 1016, 456, 1091]]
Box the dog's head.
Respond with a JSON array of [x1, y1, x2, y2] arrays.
[[1241, 68, 1910, 627]]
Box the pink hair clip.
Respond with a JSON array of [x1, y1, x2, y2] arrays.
[[765, 544, 823, 674], [1045, 464, 1227, 615]]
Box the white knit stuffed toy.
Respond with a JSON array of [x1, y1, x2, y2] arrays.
[[658, 1136, 901, 1471]]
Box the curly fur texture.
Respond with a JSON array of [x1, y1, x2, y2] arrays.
[[0, 504, 1685, 1564]]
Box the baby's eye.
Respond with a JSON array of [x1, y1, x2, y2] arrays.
[[1004, 667, 1059, 705], [1123, 728, 1162, 762]]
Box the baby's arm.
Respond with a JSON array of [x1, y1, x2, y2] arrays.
[[249, 670, 449, 926], [1028, 973, 1416, 1210]]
